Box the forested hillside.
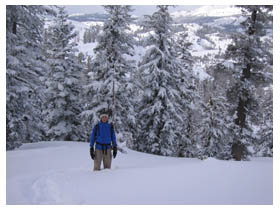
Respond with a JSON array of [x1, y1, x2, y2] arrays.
[[6, 5, 273, 160]]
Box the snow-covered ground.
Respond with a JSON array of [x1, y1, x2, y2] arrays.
[[6, 141, 272, 205], [180, 5, 242, 17]]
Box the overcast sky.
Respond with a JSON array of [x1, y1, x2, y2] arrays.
[[63, 5, 202, 16]]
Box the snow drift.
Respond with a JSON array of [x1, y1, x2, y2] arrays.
[[6, 141, 272, 205]]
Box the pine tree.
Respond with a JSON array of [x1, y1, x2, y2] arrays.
[[256, 86, 273, 156], [79, 54, 95, 141], [196, 96, 236, 160], [225, 6, 273, 160], [6, 6, 55, 150], [135, 6, 194, 156], [81, 6, 135, 142], [174, 29, 201, 158], [43, 7, 83, 142]]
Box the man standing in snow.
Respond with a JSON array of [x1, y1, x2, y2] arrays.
[[90, 113, 117, 171]]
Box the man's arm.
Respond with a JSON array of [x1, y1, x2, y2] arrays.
[[90, 125, 96, 147]]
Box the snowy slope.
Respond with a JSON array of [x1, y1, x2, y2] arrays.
[[6, 141, 272, 205], [171, 5, 242, 18], [188, 5, 242, 17]]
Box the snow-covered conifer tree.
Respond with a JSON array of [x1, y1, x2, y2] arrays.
[[81, 6, 135, 141], [135, 6, 194, 156], [255, 86, 273, 156], [43, 7, 83, 142], [174, 29, 201, 157], [196, 96, 236, 160], [6, 6, 55, 150], [225, 6, 273, 160]]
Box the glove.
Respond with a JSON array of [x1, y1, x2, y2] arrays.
[[113, 146, 117, 159], [90, 147, 95, 160]]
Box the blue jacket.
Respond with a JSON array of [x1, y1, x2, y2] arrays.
[[90, 121, 117, 150]]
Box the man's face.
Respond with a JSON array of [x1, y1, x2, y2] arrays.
[[101, 116, 108, 123]]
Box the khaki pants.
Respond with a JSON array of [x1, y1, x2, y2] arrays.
[[94, 148, 112, 171]]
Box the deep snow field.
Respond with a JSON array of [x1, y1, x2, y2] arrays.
[[6, 141, 272, 205]]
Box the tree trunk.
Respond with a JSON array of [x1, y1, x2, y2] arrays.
[[12, 21, 17, 34], [232, 141, 244, 161], [235, 97, 247, 128]]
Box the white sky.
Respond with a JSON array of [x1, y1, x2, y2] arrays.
[[63, 5, 202, 16]]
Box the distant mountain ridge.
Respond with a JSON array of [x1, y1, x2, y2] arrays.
[[67, 5, 243, 32], [68, 5, 242, 22], [68, 13, 110, 22], [172, 5, 242, 18], [171, 5, 243, 31]]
